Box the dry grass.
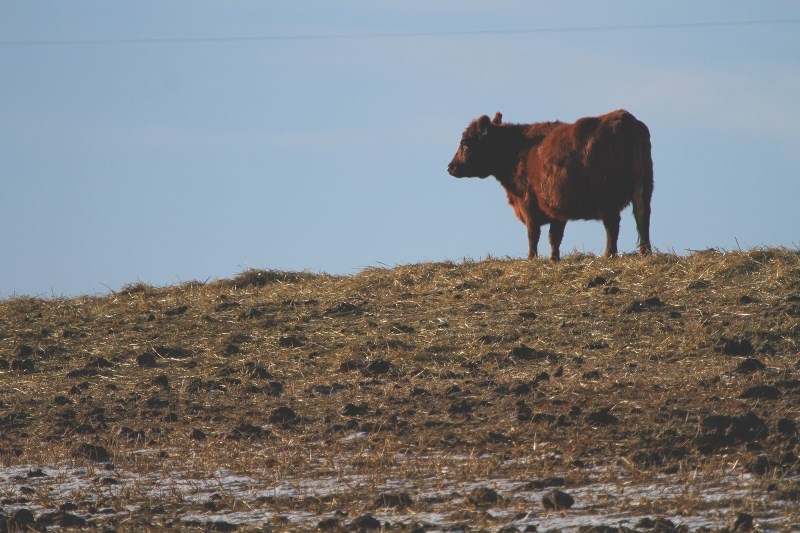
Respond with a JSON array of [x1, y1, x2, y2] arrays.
[[1, 249, 799, 531]]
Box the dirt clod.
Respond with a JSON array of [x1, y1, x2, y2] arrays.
[[721, 337, 754, 356], [586, 407, 618, 426], [74, 443, 111, 462], [541, 489, 574, 510], [269, 406, 298, 425], [739, 384, 781, 400], [468, 487, 502, 506], [374, 492, 414, 509], [734, 358, 765, 374], [137, 353, 157, 367], [349, 514, 381, 530], [363, 359, 393, 375]]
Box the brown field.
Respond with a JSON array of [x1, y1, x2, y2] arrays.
[[1, 249, 799, 532]]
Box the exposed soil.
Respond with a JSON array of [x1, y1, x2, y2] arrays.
[[1, 249, 799, 531]]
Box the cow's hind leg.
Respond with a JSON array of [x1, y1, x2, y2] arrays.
[[602, 212, 621, 257], [527, 224, 541, 259], [633, 180, 653, 254], [548, 220, 566, 261]]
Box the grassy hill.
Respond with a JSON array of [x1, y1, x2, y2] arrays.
[[1, 249, 799, 531]]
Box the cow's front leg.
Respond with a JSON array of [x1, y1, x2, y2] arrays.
[[548, 220, 566, 261], [527, 223, 541, 259], [602, 212, 621, 257]]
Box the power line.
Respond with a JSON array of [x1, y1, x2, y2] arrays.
[[1, 18, 799, 47]]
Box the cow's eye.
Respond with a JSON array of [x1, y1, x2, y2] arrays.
[[460, 139, 471, 148]]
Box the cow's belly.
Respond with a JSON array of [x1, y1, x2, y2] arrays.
[[536, 171, 600, 220]]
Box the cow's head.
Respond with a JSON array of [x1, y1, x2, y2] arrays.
[[447, 112, 503, 179]]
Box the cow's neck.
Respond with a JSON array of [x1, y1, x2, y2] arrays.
[[490, 125, 529, 197]]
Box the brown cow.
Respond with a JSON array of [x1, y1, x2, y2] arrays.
[[447, 109, 653, 260]]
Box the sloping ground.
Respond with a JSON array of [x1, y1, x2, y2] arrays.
[[0, 249, 798, 531]]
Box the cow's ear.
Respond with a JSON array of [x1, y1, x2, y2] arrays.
[[492, 112, 503, 125], [477, 115, 492, 138]]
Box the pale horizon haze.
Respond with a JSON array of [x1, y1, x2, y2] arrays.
[[2, 2, 799, 297]]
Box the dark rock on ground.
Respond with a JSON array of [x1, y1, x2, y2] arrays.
[[749, 455, 772, 475], [374, 491, 414, 509], [222, 342, 241, 355], [697, 412, 768, 453], [642, 517, 685, 532], [11, 359, 35, 373], [325, 302, 364, 317], [15, 345, 34, 358], [13, 508, 35, 527], [54, 395, 72, 405], [732, 512, 754, 531], [517, 402, 532, 421], [721, 337, 754, 356], [246, 381, 283, 396], [151, 346, 193, 359], [269, 406, 298, 425], [511, 382, 532, 395], [541, 489, 574, 510], [137, 353, 157, 367], [735, 358, 765, 374], [309, 383, 346, 395], [585, 341, 609, 350], [278, 335, 305, 347], [228, 423, 268, 440], [74, 443, 111, 462], [118, 426, 146, 441], [317, 517, 340, 530], [586, 407, 618, 426], [631, 446, 687, 468], [390, 323, 416, 333], [739, 384, 781, 400], [688, 279, 711, 290], [244, 362, 272, 379], [484, 431, 513, 444], [87, 357, 113, 368], [509, 344, 552, 361], [146, 397, 170, 409], [777, 418, 797, 435], [342, 403, 369, 417], [207, 520, 238, 532], [363, 359, 393, 375], [587, 276, 607, 288], [448, 400, 473, 415], [164, 304, 188, 316], [340, 359, 366, 372], [349, 513, 381, 530], [152, 374, 170, 388], [66, 368, 99, 379], [468, 486, 502, 506], [36, 510, 86, 528]]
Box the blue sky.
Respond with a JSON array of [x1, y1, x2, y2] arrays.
[[2, 2, 799, 297]]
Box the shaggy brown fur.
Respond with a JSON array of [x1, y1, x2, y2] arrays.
[[448, 109, 653, 259]]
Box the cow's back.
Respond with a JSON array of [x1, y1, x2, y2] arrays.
[[531, 110, 648, 221]]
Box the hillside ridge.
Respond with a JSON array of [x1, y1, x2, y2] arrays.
[[1, 248, 799, 530]]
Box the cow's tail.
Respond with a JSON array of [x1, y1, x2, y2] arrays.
[[631, 119, 654, 254]]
